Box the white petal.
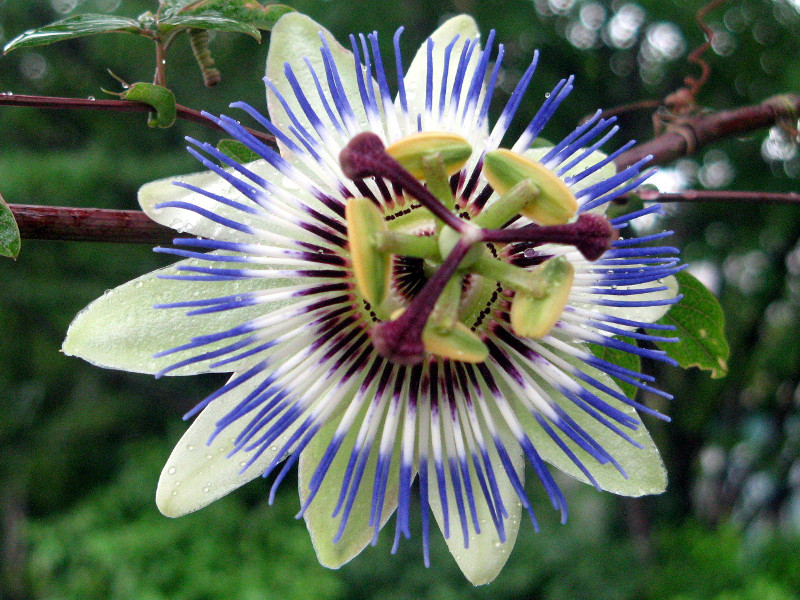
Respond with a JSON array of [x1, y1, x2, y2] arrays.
[[401, 15, 481, 133], [138, 160, 294, 243], [582, 274, 679, 325], [156, 368, 301, 517], [266, 13, 375, 153], [62, 257, 284, 375]]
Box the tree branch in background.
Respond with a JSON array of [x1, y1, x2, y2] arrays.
[[615, 94, 800, 169], [634, 189, 800, 205], [0, 94, 276, 146]]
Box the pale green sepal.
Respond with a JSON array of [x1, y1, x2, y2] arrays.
[[62, 256, 287, 375], [299, 415, 400, 568], [138, 159, 294, 243], [401, 16, 481, 132], [156, 368, 301, 517], [515, 351, 666, 496], [429, 418, 523, 585], [266, 13, 374, 162]]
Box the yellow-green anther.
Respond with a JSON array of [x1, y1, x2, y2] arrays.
[[473, 178, 540, 229], [422, 320, 489, 363], [510, 256, 574, 338], [483, 149, 578, 226], [472, 255, 548, 296], [345, 196, 391, 306], [374, 231, 440, 259], [385, 131, 472, 179]]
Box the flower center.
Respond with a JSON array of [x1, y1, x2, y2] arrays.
[[340, 132, 617, 366]]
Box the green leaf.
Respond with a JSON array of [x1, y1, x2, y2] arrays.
[[179, 1, 295, 30], [216, 139, 261, 164], [158, 14, 261, 40], [605, 189, 646, 220], [120, 82, 176, 128], [0, 195, 21, 259], [3, 14, 142, 53], [655, 270, 729, 378], [588, 341, 642, 399]]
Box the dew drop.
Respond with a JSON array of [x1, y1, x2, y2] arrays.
[[171, 490, 178, 496], [168, 466, 176, 475], [87, 95, 95, 101], [205, 453, 213, 460], [269, 445, 278, 452], [202, 486, 210, 493], [134, 281, 144, 288], [186, 444, 195, 451]]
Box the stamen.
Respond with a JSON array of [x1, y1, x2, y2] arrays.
[[371, 238, 473, 365], [481, 213, 617, 261], [339, 132, 467, 233]]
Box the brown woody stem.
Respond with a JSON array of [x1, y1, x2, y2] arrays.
[[615, 94, 800, 169], [633, 189, 800, 205], [9, 205, 175, 244]]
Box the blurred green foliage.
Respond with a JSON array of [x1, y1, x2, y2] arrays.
[[2, 0, 800, 599]]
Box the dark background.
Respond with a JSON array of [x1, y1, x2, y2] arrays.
[[2, 1, 800, 598]]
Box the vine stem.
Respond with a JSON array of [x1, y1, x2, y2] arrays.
[[9, 205, 175, 244], [0, 94, 276, 146], [154, 40, 168, 88], [632, 189, 800, 205], [615, 94, 800, 169]]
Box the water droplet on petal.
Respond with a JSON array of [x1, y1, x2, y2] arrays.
[[168, 466, 176, 475]]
